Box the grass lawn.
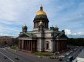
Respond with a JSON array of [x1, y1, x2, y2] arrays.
[[33, 52, 53, 56], [10, 45, 18, 50]]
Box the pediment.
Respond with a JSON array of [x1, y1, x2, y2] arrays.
[[19, 33, 29, 37]]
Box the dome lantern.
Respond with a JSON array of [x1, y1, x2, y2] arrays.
[[36, 5, 46, 16], [40, 5, 43, 11]]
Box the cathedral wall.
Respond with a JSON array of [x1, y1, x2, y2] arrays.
[[37, 38, 44, 51], [37, 39, 41, 51], [45, 33, 51, 38], [44, 39, 52, 52]]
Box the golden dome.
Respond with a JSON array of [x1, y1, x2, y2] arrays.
[[36, 11, 46, 15], [36, 5, 46, 15]]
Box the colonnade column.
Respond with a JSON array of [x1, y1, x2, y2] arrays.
[[51, 40, 55, 52], [22, 40, 24, 50], [28, 41, 30, 50], [31, 41, 32, 51], [18, 40, 20, 49]]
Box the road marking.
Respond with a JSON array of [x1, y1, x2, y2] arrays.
[[0, 51, 15, 62]]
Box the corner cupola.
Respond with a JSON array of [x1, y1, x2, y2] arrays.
[[22, 24, 27, 33]]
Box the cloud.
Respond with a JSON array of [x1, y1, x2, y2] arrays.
[[0, 0, 49, 36], [0, 0, 84, 37], [73, 32, 84, 35], [65, 29, 72, 35], [65, 29, 84, 36], [0, 0, 41, 22], [0, 23, 20, 36], [0, 0, 18, 21]]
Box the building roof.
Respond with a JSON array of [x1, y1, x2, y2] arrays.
[[51, 31, 68, 39], [19, 32, 37, 38]]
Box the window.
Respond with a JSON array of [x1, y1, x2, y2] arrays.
[[46, 41, 49, 50]]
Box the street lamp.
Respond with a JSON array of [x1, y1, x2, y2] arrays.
[[15, 47, 19, 60]]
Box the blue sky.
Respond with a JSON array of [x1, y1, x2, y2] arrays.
[[0, 0, 84, 37]]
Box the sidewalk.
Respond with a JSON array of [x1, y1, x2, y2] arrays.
[[5, 47, 60, 59]]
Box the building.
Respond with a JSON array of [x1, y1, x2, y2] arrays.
[[18, 6, 68, 52], [0, 36, 15, 46]]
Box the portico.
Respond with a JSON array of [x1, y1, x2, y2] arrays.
[[19, 39, 37, 52]]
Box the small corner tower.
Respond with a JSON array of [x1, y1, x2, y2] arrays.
[[33, 5, 49, 30], [22, 24, 27, 33]]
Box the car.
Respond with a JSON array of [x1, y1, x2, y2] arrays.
[[65, 52, 70, 55], [4, 56, 7, 59], [70, 51, 73, 53], [15, 57, 19, 60], [59, 58, 63, 61], [67, 56, 73, 62]]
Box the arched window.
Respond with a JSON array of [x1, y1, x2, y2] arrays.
[[46, 41, 49, 50]]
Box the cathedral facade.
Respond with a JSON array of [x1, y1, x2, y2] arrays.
[[18, 6, 68, 52]]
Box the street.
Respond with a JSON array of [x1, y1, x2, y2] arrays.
[[62, 46, 83, 62], [0, 46, 83, 62], [0, 47, 59, 62]]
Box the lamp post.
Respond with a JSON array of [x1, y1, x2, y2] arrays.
[[15, 47, 19, 60]]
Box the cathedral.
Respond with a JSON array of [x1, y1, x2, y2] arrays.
[[18, 6, 68, 53]]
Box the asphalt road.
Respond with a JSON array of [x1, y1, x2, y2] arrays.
[[0, 50, 12, 62], [0, 47, 59, 62]]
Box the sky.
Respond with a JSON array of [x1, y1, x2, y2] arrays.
[[0, 0, 84, 37]]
